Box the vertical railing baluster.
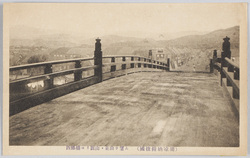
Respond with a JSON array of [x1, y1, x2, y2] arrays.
[[233, 88, 239, 99], [226, 62, 234, 86], [213, 50, 217, 61], [228, 64, 234, 72], [167, 58, 170, 71], [111, 57, 116, 72], [44, 64, 53, 89], [74, 60, 82, 81], [234, 68, 239, 80], [149, 59, 152, 68], [122, 57, 126, 70], [210, 50, 217, 73], [220, 51, 226, 86], [144, 58, 147, 68], [131, 57, 134, 68], [210, 59, 214, 73], [138, 57, 141, 68]]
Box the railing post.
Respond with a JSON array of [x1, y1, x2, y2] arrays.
[[228, 64, 234, 72], [234, 68, 239, 80], [167, 58, 170, 71], [122, 57, 126, 61], [94, 38, 103, 82], [111, 57, 116, 72], [153, 60, 156, 69], [144, 58, 147, 68], [148, 59, 152, 68], [213, 50, 217, 59], [223, 36, 231, 59], [74, 60, 82, 81], [138, 57, 141, 68], [233, 88, 239, 99], [211, 50, 217, 72], [131, 57, 134, 68], [44, 64, 53, 89], [122, 57, 126, 70], [210, 59, 214, 73], [220, 37, 230, 86]]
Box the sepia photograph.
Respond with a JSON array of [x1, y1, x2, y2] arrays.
[[2, 2, 248, 155]]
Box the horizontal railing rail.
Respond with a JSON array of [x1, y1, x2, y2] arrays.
[[10, 65, 98, 84], [10, 57, 94, 71], [225, 57, 239, 70]]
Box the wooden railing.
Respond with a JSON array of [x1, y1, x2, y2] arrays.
[[9, 52, 169, 116], [222, 57, 239, 99], [210, 37, 240, 118], [102, 55, 169, 80], [211, 53, 239, 100]]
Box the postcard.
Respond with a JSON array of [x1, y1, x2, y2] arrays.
[[2, 3, 248, 155]]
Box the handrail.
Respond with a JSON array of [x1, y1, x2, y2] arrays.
[[10, 55, 168, 71], [10, 57, 94, 71], [102, 61, 166, 67], [103, 55, 142, 58], [225, 57, 239, 69], [10, 65, 98, 84]]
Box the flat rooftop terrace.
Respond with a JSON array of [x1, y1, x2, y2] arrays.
[[10, 72, 239, 147]]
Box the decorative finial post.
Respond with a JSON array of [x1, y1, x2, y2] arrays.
[[222, 36, 231, 59], [94, 38, 102, 82], [221, 36, 231, 67], [220, 37, 230, 86], [213, 50, 217, 58]]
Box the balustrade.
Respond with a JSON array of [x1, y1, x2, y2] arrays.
[[9, 39, 170, 115]]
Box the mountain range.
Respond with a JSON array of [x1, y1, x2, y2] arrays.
[[9, 25, 239, 66]]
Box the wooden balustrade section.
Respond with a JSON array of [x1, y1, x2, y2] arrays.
[[9, 55, 170, 116], [212, 53, 240, 118]]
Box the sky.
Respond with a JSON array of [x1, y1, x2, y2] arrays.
[[6, 3, 243, 38]]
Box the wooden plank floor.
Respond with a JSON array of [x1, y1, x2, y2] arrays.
[[9, 72, 239, 147]]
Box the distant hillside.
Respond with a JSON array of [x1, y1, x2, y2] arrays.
[[50, 46, 94, 57], [160, 26, 239, 57], [99, 26, 239, 57], [82, 35, 148, 46], [10, 26, 84, 48], [10, 38, 78, 48]]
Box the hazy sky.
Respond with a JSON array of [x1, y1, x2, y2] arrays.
[[7, 3, 243, 38]]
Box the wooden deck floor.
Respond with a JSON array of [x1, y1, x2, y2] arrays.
[[10, 72, 239, 147]]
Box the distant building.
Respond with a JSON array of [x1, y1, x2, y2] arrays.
[[149, 48, 169, 62]]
